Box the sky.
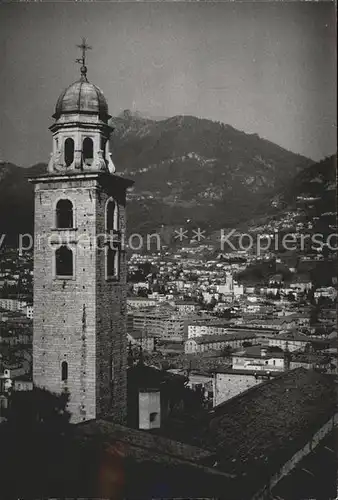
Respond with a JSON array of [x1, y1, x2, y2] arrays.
[[0, 1, 336, 166]]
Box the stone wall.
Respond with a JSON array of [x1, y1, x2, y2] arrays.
[[213, 372, 262, 407], [32, 173, 128, 424], [139, 390, 161, 429]]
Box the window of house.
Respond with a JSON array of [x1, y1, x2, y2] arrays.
[[56, 199, 73, 228], [64, 138, 74, 167], [61, 361, 68, 381], [83, 137, 94, 165], [55, 246, 73, 277]]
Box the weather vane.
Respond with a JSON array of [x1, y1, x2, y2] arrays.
[[76, 37, 92, 79]]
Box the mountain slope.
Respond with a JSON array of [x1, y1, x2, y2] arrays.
[[280, 154, 337, 236], [110, 111, 312, 233], [0, 112, 313, 241], [245, 154, 337, 237]]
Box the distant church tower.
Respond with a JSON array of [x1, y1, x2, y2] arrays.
[[30, 40, 133, 423]]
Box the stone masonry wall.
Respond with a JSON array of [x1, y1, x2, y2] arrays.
[[213, 373, 262, 407], [33, 174, 128, 424], [95, 182, 127, 424]]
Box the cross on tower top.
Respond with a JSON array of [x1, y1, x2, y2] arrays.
[[76, 37, 92, 80]]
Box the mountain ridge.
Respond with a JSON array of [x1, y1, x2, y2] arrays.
[[0, 111, 316, 242]]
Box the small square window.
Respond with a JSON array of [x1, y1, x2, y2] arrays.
[[149, 412, 158, 423]]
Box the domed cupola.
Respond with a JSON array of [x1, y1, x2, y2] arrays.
[[53, 69, 110, 122], [47, 39, 115, 175]]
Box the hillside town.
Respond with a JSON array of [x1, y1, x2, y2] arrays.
[[0, 3, 337, 497], [1, 237, 337, 419]]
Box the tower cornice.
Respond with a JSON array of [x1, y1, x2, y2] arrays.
[[28, 171, 134, 190], [49, 120, 113, 135]]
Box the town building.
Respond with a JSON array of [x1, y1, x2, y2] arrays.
[[231, 345, 285, 371], [0, 362, 30, 391], [175, 300, 198, 314], [289, 352, 332, 372], [127, 296, 158, 309], [187, 320, 232, 339], [127, 331, 156, 352], [0, 298, 27, 313], [127, 363, 188, 430], [129, 309, 187, 341], [25, 304, 34, 319], [266, 331, 313, 352], [212, 367, 280, 407], [167, 368, 214, 404], [184, 332, 258, 354]]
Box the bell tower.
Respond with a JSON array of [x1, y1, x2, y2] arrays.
[[48, 38, 116, 176], [30, 40, 133, 424]]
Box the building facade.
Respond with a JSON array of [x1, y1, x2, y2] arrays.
[[130, 310, 186, 341], [232, 346, 285, 371], [185, 332, 258, 354], [187, 321, 231, 339]]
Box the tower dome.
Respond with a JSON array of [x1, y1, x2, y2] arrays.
[[53, 76, 110, 122], [47, 39, 116, 175]]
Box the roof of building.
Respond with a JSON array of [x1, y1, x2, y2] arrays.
[[80, 419, 213, 462], [75, 420, 237, 498], [289, 275, 312, 284], [128, 297, 157, 302], [213, 367, 281, 376], [290, 352, 330, 364], [187, 332, 257, 345], [129, 330, 155, 340], [228, 325, 277, 334], [234, 345, 285, 359], [270, 331, 313, 342], [128, 364, 187, 389], [157, 343, 185, 352], [53, 75, 109, 121], [194, 368, 336, 495], [116, 368, 336, 498]]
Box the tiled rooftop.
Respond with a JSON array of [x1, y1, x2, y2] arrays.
[[76, 420, 237, 498], [200, 368, 336, 488], [79, 420, 214, 463], [190, 332, 257, 345], [213, 367, 281, 376], [235, 345, 285, 359]]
